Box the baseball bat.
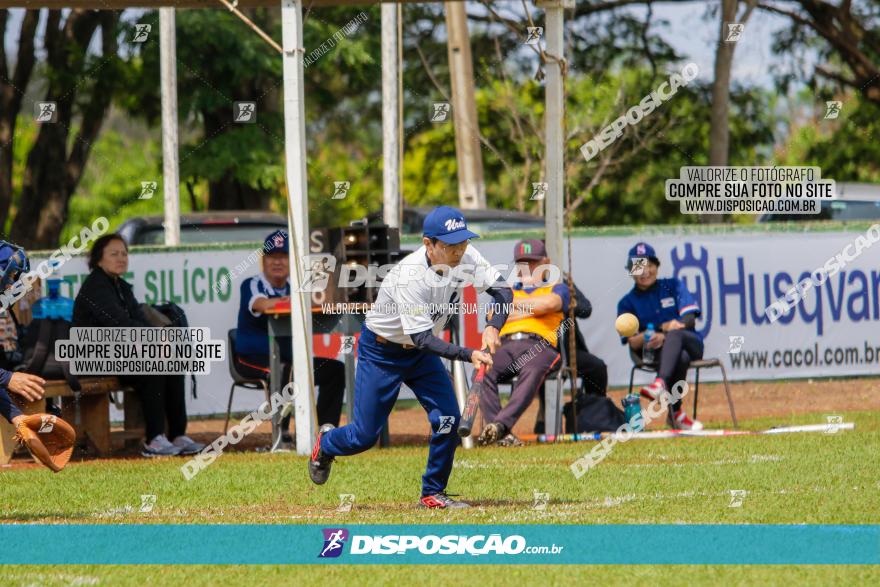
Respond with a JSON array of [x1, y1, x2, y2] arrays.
[[458, 363, 487, 438]]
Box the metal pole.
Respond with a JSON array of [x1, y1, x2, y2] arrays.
[[444, 2, 486, 210], [541, 0, 566, 264], [159, 8, 180, 247], [540, 0, 568, 433], [381, 4, 400, 228], [451, 323, 474, 449], [281, 0, 315, 455]]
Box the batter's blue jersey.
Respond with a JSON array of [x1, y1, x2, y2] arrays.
[[617, 277, 701, 344]]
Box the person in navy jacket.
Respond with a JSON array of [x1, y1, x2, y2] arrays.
[[235, 230, 345, 445], [617, 242, 703, 430]]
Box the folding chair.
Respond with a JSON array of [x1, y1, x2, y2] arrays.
[[627, 351, 738, 428]]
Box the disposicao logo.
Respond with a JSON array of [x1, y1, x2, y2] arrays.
[[317, 530, 562, 558], [319, 528, 349, 558]]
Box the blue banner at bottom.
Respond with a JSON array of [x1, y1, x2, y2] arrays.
[[0, 525, 877, 564]]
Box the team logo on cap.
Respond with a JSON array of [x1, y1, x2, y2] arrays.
[[444, 218, 466, 232], [273, 234, 285, 247], [636, 244, 646, 255]]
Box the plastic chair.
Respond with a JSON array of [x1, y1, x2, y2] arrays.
[[224, 329, 271, 434]]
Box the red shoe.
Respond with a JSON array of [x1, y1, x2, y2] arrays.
[[419, 492, 471, 509], [308, 424, 335, 485], [669, 409, 704, 431], [640, 377, 667, 401]]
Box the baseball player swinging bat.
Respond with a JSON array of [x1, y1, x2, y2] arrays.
[[458, 363, 487, 438], [307, 206, 511, 510]]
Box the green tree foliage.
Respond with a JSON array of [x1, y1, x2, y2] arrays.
[[65, 123, 163, 244], [403, 66, 775, 226], [121, 7, 381, 220], [778, 94, 880, 183]]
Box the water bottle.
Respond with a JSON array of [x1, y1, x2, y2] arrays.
[[32, 275, 74, 322], [621, 392, 644, 432], [642, 322, 656, 364]]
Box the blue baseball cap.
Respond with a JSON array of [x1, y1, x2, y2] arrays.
[[263, 230, 289, 255], [626, 241, 660, 269], [422, 206, 480, 244], [0, 241, 29, 289]]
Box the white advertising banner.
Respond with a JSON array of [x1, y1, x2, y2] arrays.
[[32, 225, 880, 416], [469, 227, 880, 387]]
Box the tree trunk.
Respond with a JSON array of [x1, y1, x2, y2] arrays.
[[0, 9, 40, 231], [10, 10, 118, 249], [445, 1, 486, 210], [208, 175, 273, 210], [705, 0, 739, 223]]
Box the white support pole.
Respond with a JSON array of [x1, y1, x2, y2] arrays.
[[159, 8, 180, 247], [542, 0, 566, 265], [540, 0, 568, 436], [281, 0, 315, 455], [381, 4, 400, 228]]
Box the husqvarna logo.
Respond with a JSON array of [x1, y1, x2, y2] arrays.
[[672, 243, 712, 338]]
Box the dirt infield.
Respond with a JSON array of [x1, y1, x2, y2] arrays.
[[373, 376, 880, 444], [3, 377, 878, 467], [195, 376, 880, 446]]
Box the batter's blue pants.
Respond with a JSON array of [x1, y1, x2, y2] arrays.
[[321, 325, 460, 496]]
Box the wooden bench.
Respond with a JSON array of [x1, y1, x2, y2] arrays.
[[0, 376, 137, 464]]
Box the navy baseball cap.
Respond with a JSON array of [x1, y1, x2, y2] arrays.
[[626, 241, 660, 269], [263, 230, 289, 255], [422, 206, 480, 244], [0, 241, 29, 289], [514, 239, 546, 262]]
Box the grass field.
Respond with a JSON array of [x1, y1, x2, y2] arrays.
[[2, 409, 879, 584]]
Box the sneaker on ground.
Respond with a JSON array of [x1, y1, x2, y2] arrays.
[[669, 409, 704, 431], [171, 435, 205, 456], [477, 422, 506, 446], [419, 492, 471, 509], [640, 377, 667, 401], [308, 423, 335, 485], [142, 434, 183, 457], [497, 432, 525, 447]]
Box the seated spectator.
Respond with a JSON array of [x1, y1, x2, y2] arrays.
[[73, 234, 205, 457], [617, 241, 703, 430], [477, 239, 570, 447], [235, 230, 345, 446], [534, 270, 610, 434]]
